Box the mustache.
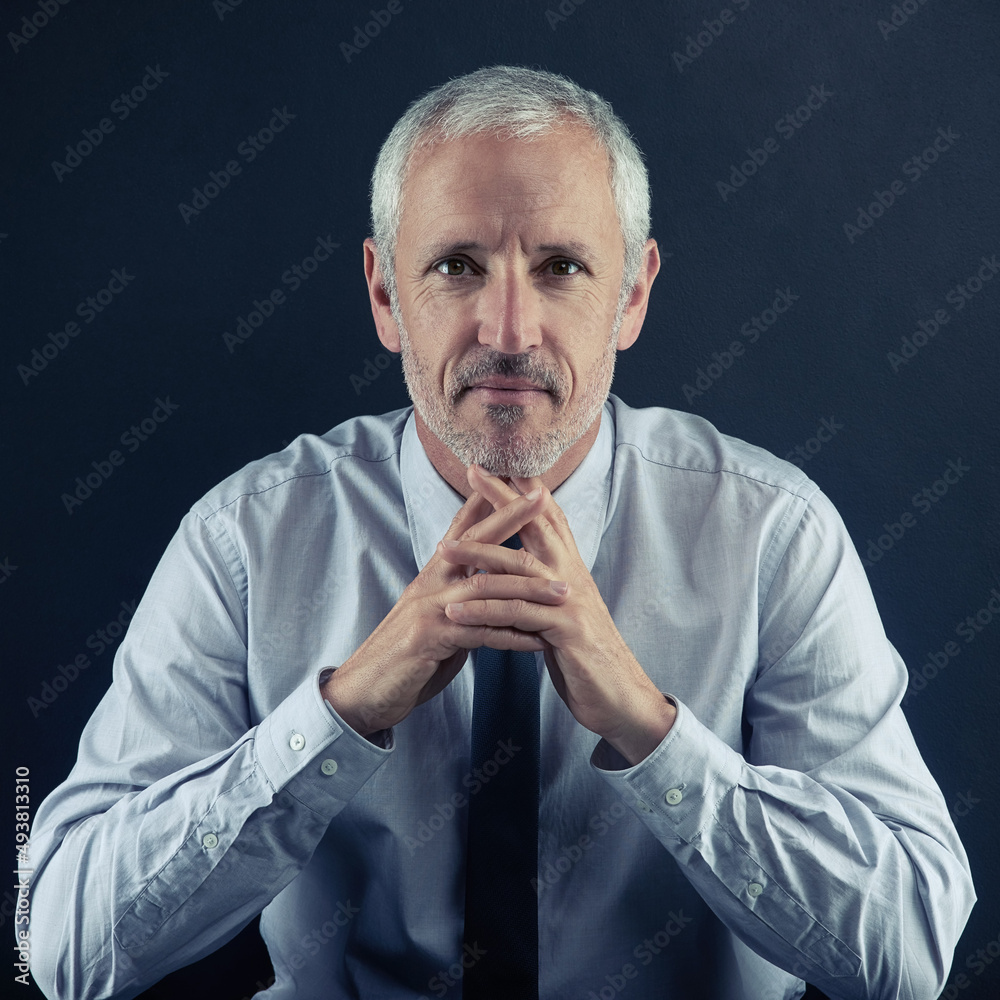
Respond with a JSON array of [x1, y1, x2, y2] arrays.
[[455, 354, 558, 394]]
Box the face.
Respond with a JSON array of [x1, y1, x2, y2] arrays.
[[370, 122, 651, 480]]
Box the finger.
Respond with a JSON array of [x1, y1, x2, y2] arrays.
[[438, 492, 494, 549], [417, 492, 495, 584], [511, 474, 575, 548], [457, 484, 546, 546], [467, 463, 524, 509], [444, 596, 561, 634], [468, 465, 570, 555], [443, 623, 547, 652], [443, 564, 570, 603], [437, 539, 560, 582]]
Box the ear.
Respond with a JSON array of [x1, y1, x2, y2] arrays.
[[364, 237, 401, 353], [615, 239, 661, 352]]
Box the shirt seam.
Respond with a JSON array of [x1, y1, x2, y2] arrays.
[[196, 453, 399, 519], [613, 440, 820, 502]]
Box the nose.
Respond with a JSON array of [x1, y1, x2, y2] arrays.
[[476, 262, 543, 356]]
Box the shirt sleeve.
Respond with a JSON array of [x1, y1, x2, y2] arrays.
[[591, 488, 976, 1000], [26, 512, 392, 1000]]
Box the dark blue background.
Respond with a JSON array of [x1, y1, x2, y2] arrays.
[[3, 1, 998, 997]]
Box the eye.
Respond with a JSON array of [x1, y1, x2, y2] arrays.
[[549, 259, 582, 277], [434, 258, 472, 276]]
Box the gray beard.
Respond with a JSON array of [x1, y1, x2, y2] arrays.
[[396, 319, 619, 479]]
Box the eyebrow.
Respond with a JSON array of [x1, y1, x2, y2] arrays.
[[418, 239, 600, 264]]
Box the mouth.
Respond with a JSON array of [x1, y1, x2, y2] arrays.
[[466, 377, 549, 403]]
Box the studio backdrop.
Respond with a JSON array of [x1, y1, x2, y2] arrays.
[[3, 1, 998, 998]]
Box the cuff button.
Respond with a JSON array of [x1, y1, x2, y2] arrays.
[[320, 758, 338, 776], [664, 788, 683, 806], [289, 733, 306, 751]]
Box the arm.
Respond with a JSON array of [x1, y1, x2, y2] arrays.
[[592, 489, 975, 999], [28, 480, 563, 999], [443, 467, 974, 998], [27, 512, 391, 1000]]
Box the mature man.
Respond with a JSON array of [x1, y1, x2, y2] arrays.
[[28, 66, 973, 999]]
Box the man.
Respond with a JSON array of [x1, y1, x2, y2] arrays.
[[28, 66, 973, 999]]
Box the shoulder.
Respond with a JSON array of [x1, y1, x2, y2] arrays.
[[607, 393, 819, 504], [191, 405, 412, 520]]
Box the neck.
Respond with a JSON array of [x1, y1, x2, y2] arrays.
[[413, 410, 603, 499]]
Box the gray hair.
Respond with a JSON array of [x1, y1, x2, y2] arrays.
[[369, 65, 651, 318]]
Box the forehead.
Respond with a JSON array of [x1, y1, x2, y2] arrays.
[[396, 122, 620, 255]]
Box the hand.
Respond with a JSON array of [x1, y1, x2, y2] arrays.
[[438, 464, 676, 766], [322, 485, 571, 737]]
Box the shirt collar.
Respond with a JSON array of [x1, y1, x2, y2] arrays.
[[400, 399, 615, 574]]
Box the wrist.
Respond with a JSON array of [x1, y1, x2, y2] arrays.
[[321, 667, 372, 738], [604, 694, 676, 767]]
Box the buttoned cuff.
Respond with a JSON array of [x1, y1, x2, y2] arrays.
[[254, 666, 392, 817], [591, 695, 743, 844]]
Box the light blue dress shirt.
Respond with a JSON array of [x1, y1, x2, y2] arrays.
[[27, 394, 974, 1000]]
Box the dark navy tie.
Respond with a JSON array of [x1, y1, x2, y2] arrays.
[[462, 533, 539, 998]]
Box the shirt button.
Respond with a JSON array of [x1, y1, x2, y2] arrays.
[[320, 758, 338, 776], [289, 733, 306, 751], [635, 799, 653, 814], [747, 882, 763, 898], [202, 833, 219, 849], [664, 788, 683, 806]]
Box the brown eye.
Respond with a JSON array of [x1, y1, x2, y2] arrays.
[[550, 260, 581, 276], [435, 258, 468, 275]]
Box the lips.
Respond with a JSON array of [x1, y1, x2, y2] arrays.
[[469, 378, 546, 391]]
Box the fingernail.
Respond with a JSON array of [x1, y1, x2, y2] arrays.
[[549, 581, 569, 595], [447, 603, 464, 615], [525, 487, 542, 501], [442, 539, 460, 548]]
